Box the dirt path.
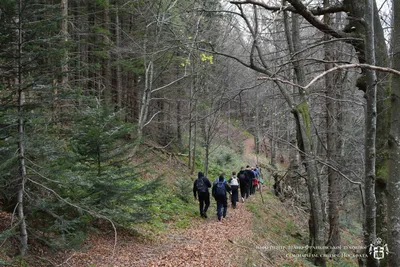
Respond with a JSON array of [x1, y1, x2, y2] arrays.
[[243, 137, 258, 166], [142, 202, 253, 267], [63, 200, 253, 267]]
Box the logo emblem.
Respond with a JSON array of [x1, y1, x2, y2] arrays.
[[369, 237, 389, 260]]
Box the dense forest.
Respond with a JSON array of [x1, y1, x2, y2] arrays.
[[1, 0, 400, 266]]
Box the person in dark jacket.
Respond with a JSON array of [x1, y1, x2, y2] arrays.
[[193, 172, 212, 218], [212, 173, 231, 222], [245, 165, 255, 196], [228, 171, 240, 208], [237, 167, 248, 201]]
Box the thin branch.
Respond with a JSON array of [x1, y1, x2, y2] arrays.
[[150, 74, 188, 93], [144, 111, 161, 128], [259, 63, 400, 92], [304, 63, 400, 90], [26, 178, 118, 265], [25, 165, 65, 185]]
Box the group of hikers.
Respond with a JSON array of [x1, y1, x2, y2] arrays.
[[192, 165, 263, 222]]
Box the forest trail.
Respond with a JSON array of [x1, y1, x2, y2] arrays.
[[243, 137, 258, 166], [65, 201, 255, 267], [62, 137, 262, 267]]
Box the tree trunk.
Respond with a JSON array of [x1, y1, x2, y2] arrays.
[[61, 0, 68, 85], [270, 102, 276, 167], [203, 115, 209, 176], [324, 0, 341, 253], [283, 9, 326, 266], [115, 6, 122, 110], [56, 0, 68, 120], [191, 101, 197, 175], [177, 99, 182, 148], [17, 0, 28, 255], [255, 89, 261, 155], [102, 0, 111, 106], [364, 0, 378, 266], [387, 0, 400, 265], [373, 0, 391, 256]]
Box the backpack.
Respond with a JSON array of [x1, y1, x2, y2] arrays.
[[238, 172, 246, 183], [215, 179, 226, 196], [230, 177, 239, 186], [196, 177, 207, 193]]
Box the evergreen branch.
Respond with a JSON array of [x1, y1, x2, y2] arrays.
[[26, 178, 118, 265], [25, 165, 65, 185]]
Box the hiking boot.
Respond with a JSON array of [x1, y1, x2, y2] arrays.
[[218, 216, 222, 222], [203, 213, 207, 218]]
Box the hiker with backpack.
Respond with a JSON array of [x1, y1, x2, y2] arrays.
[[212, 173, 231, 222], [238, 167, 249, 202], [193, 172, 212, 218], [228, 172, 240, 208]]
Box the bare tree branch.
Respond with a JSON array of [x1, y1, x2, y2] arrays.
[[304, 63, 400, 90], [286, 0, 348, 39], [259, 63, 400, 92], [230, 0, 346, 15]]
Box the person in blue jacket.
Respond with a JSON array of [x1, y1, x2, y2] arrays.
[[212, 173, 231, 222]]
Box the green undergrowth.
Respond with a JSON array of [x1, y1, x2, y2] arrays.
[[194, 144, 244, 179], [241, 179, 360, 267], [136, 191, 198, 239]]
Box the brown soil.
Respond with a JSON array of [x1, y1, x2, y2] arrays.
[[60, 200, 253, 267]]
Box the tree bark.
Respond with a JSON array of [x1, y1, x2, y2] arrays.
[[372, 0, 391, 255], [57, 0, 69, 119], [283, 8, 326, 266], [324, 0, 341, 254], [387, 0, 400, 265], [115, 5, 122, 110], [17, 0, 28, 255], [364, 0, 378, 266], [177, 99, 182, 148], [191, 100, 197, 175], [102, 0, 112, 106], [270, 102, 276, 167]]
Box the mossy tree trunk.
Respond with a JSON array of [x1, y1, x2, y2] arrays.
[[324, 0, 341, 253], [283, 9, 326, 266]]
